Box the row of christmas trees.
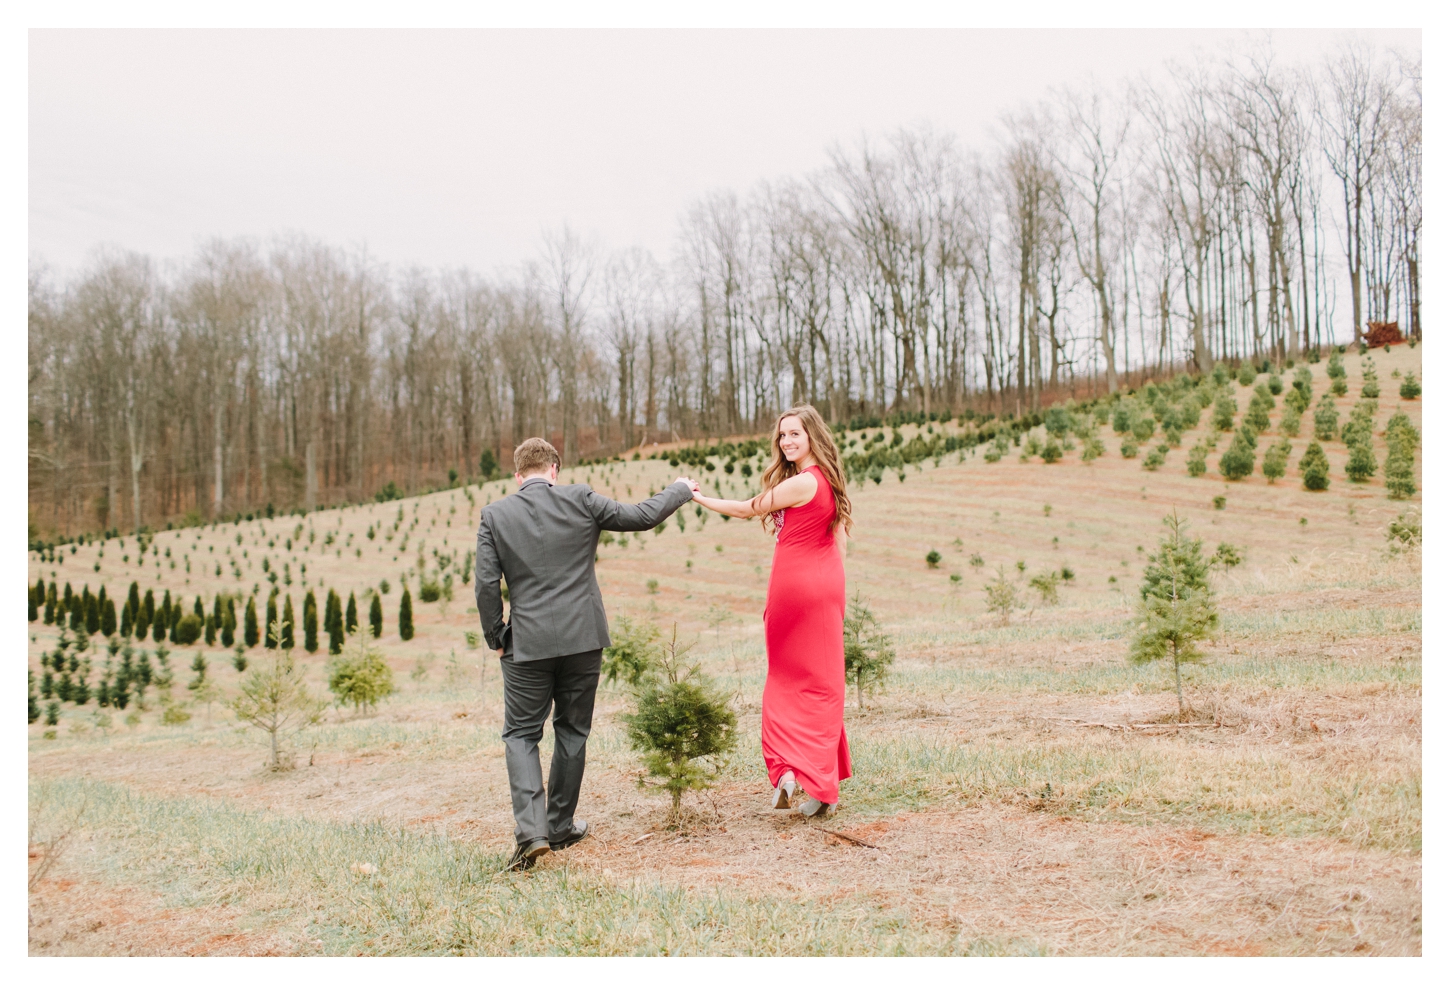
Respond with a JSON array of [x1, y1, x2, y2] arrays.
[[29, 579, 421, 650]]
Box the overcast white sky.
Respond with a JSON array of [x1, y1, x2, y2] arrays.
[[28, 28, 1420, 278]]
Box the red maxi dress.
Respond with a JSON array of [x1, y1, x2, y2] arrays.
[[761, 464, 852, 804]]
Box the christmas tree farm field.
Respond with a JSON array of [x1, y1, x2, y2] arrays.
[[29, 348, 1421, 955]]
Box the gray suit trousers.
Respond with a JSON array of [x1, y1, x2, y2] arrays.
[[499, 648, 601, 846]]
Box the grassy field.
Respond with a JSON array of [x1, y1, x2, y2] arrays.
[[28, 346, 1421, 955]]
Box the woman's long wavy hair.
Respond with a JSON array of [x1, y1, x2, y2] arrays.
[[755, 405, 853, 536]]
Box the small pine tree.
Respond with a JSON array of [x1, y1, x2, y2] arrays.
[[29, 670, 39, 723], [326, 636, 397, 714], [128, 581, 141, 621], [398, 587, 414, 641], [1345, 441, 1378, 482], [84, 592, 101, 636], [1243, 393, 1272, 434], [281, 595, 296, 650], [479, 448, 499, 480], [28, 585, 37, 622], [140, 589, 155, 640], [368, 593, 383, 639], [1386, 411, 1419, 448], [1211, 393, 1237, 432], [264, 593, 279, 649], [1384, 433, 1416, 500], [175, 614, 203, 646], [1262, 439, 1290, 483], [843, 594, 895, 709], [326, 589, 344, 655], [1399, 373, 1420, 400], [1186, 443, 1208, 477], [303, 590, 319, 654], [1313, 393, 1340, 441], [1217, 429, 1256, 480], [603, 615, 660, 686], [620, 625, 738, 823], [230, 649, 328, 771], [984, 566, 1023, 626], [222, 598, 237, 648], [1236, 363, 1257, 387], [245, 596, 260, 648], [1362, 363, 1380, 398], [345, 592, 358, 634], [1299, 441, 1331, 491], [188, 651, 208, 691], [1279, 404, 1302, 437], [1130, 513, 1218, 720]]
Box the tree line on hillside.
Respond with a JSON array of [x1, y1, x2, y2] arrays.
[[28, 39, 1418, 538], [29, 575, 406, 655]]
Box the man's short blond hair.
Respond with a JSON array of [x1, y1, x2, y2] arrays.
[[513, 437, 561, 477]]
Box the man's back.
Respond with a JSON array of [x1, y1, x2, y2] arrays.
[[475, 478, 693, 661]]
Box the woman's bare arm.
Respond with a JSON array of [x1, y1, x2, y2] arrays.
[[693, 471, 817, 518]]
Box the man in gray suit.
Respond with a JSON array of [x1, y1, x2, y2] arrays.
[[475, 437, 698, 871]]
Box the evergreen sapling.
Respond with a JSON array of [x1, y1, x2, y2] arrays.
[[620, 625, 738, 823], [1217, 427, 1256, 481], [303, 590, 319, 654], [1313, 393, 1340, 441], [368, 593, 384, 639], [843, 594, 895, 709], [1130, 513, 1218, 720], [398, 587, 414, 641], [1299, 441, 1331, 491]]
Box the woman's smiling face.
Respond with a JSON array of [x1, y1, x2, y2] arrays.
[[778, 416, 810, 462]]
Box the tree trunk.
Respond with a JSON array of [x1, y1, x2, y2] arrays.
[[213, 403, 225, 516], [1172, 648, 1185, 720], [305, 437, 317, 512]]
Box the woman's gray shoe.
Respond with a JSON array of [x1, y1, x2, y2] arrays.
[[771, 774, 798, 809], [797, 797, 832, 818]]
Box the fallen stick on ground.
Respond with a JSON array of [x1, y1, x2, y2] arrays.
[[1050, 718, 1218, 731], [823, 830, 880, 850], [632, 832, 654, 845]]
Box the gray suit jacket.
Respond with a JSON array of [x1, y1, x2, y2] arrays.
[[474, 477, 695, 662]]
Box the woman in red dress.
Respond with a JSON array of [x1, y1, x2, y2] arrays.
[[691, 405, 853, 816]]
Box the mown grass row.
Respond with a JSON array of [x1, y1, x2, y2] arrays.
[[29, 777, 1039, 956], [830, 734, 1421, 852]]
